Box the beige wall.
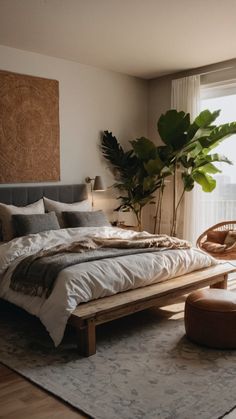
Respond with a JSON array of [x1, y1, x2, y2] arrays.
[[148, 76, 172, 143], [0, 45, 148, 220], [146, 74, 173, 234]]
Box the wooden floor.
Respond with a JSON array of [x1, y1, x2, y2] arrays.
[[1, 275, 236, 419], [0, 365, 86, 419]]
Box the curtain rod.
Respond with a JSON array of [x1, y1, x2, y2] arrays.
[[172, 63, 236, 80], [199, 65, 235, 77]]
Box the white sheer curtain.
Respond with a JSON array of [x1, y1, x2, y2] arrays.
[[171, 76, 200, 118], [199, 93, 236, 231], [171, 75, 201, 243]]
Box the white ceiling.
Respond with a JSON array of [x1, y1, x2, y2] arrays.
[[0, 0, 236, 79]]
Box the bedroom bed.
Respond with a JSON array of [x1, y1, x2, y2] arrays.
[[0, 183, 234, 357]]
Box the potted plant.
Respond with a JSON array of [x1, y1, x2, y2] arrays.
[[101, 109, 236, 236], [101, 131, 170, 231]]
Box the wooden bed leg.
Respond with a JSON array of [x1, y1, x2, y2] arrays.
[[76, 318, 96, 357], [210, 274, 228, 290]]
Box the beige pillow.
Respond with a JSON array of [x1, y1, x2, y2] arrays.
[[43, 197, 92, 227], [224, 230, 236, 247], [0, 199, 45, 241], [202, 241, 227, 253]]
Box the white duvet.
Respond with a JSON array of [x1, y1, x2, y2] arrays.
[[0, 226, 217, 346]]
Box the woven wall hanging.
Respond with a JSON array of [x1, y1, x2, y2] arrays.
[[0, 70, 60, 183]]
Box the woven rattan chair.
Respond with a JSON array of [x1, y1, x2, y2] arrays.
[[196, 221, 236, 260]]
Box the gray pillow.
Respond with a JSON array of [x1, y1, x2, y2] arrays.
[[63, 210, 111, 228], [43, 197, 92, 227], [12, 212, 60, 237], [0, 199, 45, 241]]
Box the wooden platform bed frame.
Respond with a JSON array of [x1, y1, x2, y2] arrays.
[[0, 185, 235, 357], [69, 263, 235, 357]]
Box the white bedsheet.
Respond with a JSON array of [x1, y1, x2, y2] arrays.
[[0, 226, 217, 346]]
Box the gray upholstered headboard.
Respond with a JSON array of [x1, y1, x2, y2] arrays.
[[0, 184, 87, 206]]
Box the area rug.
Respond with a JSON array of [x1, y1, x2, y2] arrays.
[[0, 306, 236, 419]]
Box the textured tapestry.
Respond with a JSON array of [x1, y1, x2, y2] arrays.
[[0, 70, 60, 183]]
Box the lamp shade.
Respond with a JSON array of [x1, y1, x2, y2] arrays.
[[93, 176, 105, 191]]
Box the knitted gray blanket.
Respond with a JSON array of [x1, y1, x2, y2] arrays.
[[10, 235, 191, 298]]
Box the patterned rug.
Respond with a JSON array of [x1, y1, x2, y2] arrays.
[[0, 303, 236, 419]]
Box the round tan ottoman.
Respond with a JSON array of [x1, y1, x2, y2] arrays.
[[185, 289, 236, 349]]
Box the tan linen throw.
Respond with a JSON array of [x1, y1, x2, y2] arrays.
[[93, 234, 191, 249]]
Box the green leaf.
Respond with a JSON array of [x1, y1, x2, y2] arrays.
[[130, 137, 157, 161], [181, 140, 202, 154], [143, 176, 156, 192], [182, 173, 194, 191], [201, 141, 221, 154], [194, 109, 221, 128], [186, 110, 220, 141], [101, 131, 125, 166], [195, 153, 233, 167], [198, 162, 221, 174], [178, 156, 193, 169], [101, 131, 139, 180], [199, 122, 236, 148], [157, 110, 190, 150], [192, 171, 216, 192], [144, 156, 164, 175], [157, 145, 173, 162], [186, 141, 203, 158]]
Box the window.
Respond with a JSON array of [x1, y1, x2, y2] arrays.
[[199, 87, 236, 232]]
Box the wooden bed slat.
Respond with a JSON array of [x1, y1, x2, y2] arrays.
[[69, 263, 236, 357], [73, 264, 233, 318]]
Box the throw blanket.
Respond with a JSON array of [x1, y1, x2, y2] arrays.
[[10, 234, 191, 298]]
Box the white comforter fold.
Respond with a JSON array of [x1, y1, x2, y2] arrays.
[[0, 227, 217, 346]]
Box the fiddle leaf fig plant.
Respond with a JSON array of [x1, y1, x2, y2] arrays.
[[157, 109, 236, 236]]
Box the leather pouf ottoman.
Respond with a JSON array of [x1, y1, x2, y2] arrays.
[[185, 289, 236, 349]]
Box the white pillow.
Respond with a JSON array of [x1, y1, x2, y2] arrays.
[[43, 197, 92, 227], [0, 199, 45, 241]]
